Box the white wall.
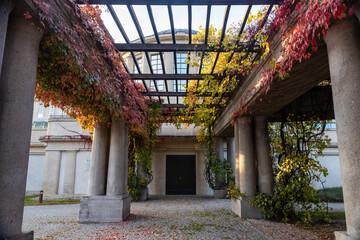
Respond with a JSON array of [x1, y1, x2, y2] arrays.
[[74, 151, 91, 194], [26, 154, 45, 192], [149, 137, 213, 196], [57, 152, 67, 194]]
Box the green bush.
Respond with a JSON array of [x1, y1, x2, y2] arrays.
[[250, 118, 331, 223], [318, 187, 343, 202]]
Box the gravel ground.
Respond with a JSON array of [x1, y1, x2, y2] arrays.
[[23, 196, 320, 240]]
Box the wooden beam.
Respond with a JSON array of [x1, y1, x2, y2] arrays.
[[77, 0, 281, 5], [145, 92, 188, 96], [130, 74, 220, 80], [115, 43, 259, 52]]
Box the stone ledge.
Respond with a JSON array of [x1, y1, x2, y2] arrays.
[[214, 189, 227, 199], [335, 231, 358, 240], [79, 195, 131, 223], [39, 135, 92, 142], [231, 196, 261, 219], [7, 231, 33, 240]]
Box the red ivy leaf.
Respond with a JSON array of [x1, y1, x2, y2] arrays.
[[24, 11, 32, 19]]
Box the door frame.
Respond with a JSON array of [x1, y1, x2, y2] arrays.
[[165, 154, 197, 195]]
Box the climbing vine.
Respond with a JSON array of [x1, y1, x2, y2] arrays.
[[33, 0, 150, 131], [128, 101, 163, 201], [250, 117, 331, 223], [177, 0, 355, 194]]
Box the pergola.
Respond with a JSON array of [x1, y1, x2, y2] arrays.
[[77, 0, 281, 109]]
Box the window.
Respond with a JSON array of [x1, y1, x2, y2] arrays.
[[133, 57, 142, 74], [174, 53, 187, 92], [58, 108, 67, 115], [38, 104, 45, 118], [176, 53, 187, 74], [49, 105, 55, 115], [150, 54, 164, 91], [173, 80, 187, 92]]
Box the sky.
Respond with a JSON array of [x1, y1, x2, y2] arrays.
[[98, 4, 265, 43]]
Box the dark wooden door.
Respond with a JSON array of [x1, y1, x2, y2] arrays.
[[166, 155, 196, 195]]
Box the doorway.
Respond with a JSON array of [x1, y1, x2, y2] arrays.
[[166, 155, 196, 195]]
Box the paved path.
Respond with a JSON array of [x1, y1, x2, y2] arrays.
[[23, 196, 320, 240]]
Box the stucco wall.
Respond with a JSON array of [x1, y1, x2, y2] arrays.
[[74, 151, 91, 194], [148, 137, 213, 196], [26, 154, 45, 193]]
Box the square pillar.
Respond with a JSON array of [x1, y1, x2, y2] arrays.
[[254, 116, 274, 196], [324, 18, 360, 240], [226, 137, 235, 174], [63, 151, 78, 195], [232, 117, 261, 219], [0, 4, 43, 238], [42, 151, 61, 194], [214, 137, 227, 198], [0, 0, 14, 76]]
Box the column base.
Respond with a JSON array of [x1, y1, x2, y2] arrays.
[[8, 231, 34, 240], [214, 189, 228, 199], [139, 188, 148, 201], [79, 195, 130, 223], [231, 196, 261, 219], [335, 231, 359, 240]]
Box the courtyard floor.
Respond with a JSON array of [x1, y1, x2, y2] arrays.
[[23, 196, 321, 240]]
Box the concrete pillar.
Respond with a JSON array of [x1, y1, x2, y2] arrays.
[[214, 137, 226, 198], [355, 1, 360, 23], [232, 117, 261, 218], [63, 151, 77, 195], [87, 121, 110, 196], [254, 116, 274, 196], [324, 18, 360, 240], [106, 117, 129, 196], [234, 120, 240, 187], [0, 4, 43, 239], [215, 137, 224, 161], [237, 117, 257, 196], [80, 118, 130, 223], [0, 0, 14, 76], [226, 137, 235, 173], [42, 151, 61, 194]]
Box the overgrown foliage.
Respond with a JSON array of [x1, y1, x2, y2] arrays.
[[205, 137, 233, 190], [127, 102, 163, 201], [250, 117, 331, 223], [33, 0, 150, 131]]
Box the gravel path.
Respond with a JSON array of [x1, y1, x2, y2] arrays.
[[23, 196, 319, 239]]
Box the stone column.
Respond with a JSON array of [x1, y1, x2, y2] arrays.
[[215, 137, 224, 160], [0, 5, 43, 239], [254, 116, 274, 196], [63, 151, 78, 195], [80, 117, 130, 223], [213, 137, 227, 198], [324, 18, 360, 240], [226, 137, 235, 173], [87, 121, 110, 195], [106, 117, 129, 196], [232, 117, 261, 218], [355, 1, 360, 23], [0, 0, 14, 76], [42, 151, 61, 194], [237, 117, 257, 196], [234, 120, 240, 187]]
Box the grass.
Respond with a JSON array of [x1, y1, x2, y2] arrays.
[[24, 195, 80, 206], [297, 211, 346, 240], [317, 187, 343, 202]]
